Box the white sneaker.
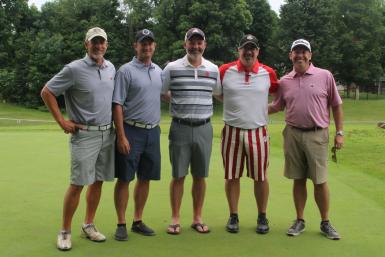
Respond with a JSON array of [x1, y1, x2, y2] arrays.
[[57, 231, 72, 251], [81, 224, 106, 242]]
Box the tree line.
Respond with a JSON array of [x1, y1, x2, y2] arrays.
[[1, 0, 384, 108]]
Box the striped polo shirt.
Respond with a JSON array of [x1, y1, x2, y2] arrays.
[[220, 60, 278, 129], [162, 55, 221, 120]]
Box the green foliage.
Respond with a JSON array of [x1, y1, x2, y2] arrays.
[[276, 0, 340, 74], [154, 0, 252, 65], [1, 0, 385, 108], [335, 0, 384, 86]]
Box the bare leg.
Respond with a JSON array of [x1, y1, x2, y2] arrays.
[[254, 179, 269, 214], [293, 179, 307, 220], [133, 179, 150, 221], [84, 181, 103, 224], [314, 182, 330, 221], [192, 176, 208, 232], [62, 184, 84, 231], [225, 179, 240, 214], [114, 179, 130, 224], [169, 176, 185, 225]]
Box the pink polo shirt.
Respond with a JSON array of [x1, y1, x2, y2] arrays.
[[271, 63, 342, 128]]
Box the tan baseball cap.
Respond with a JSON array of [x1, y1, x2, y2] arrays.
[[85, 27, 107, 42]]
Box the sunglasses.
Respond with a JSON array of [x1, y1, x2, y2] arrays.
[[331, 146, 337, 163]]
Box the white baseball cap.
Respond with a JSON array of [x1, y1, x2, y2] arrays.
[[291, 39, 311, 52]]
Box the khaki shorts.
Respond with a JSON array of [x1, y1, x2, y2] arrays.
[[283, 125, 329, 184], [70, 128, 115, 185]]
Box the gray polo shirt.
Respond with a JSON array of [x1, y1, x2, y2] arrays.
[[47, 55, 115, 125], [112, 57, 162, 125]]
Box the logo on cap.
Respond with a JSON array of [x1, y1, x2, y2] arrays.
[[142, 29, 150, 35]]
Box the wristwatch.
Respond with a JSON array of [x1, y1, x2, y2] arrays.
[[336, 131, 344, 136]]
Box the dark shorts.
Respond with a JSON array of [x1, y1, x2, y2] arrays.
[[115, 123, 161, 181]]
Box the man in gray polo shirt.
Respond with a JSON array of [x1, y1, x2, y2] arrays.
[[41, 27, 115, 251], [162, 28, 221, 234], [112, 29, 162, 240]]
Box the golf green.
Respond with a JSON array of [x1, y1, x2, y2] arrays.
[[0, 127, 384, 257]]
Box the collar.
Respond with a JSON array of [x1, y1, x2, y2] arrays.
[[132, 56, 155, 69], [182, 55, 207, 68], [236, 59, 260, 73], [83, 54, 108, 68], [289, 63, 315, 78]]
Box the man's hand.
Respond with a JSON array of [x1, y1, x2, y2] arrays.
[[334, 134, 344, 149], [117, 135, 131, 155], [59, 119, 83, 134]]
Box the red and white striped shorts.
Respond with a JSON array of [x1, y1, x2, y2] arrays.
[[221, 124, 269, 181]]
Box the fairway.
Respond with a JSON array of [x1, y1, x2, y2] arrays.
[[1, 100, 385, 257]]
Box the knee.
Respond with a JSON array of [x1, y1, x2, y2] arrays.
[[68, 184, 84, 195]]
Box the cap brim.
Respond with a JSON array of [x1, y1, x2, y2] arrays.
[[239, 41, 259, 48], [186, 33, 205, 41], [87, 34, 107, 41], [291, 44, 311, 51], [137, 35, 155, 42]]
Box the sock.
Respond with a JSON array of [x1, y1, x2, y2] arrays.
[[117, 223, 126, 227], [258, 213, 266, 219], [321, 220, 329, 225], [133, 220, 142, 225], [230, 213, 238, 218], [298, 218, 305, 222]]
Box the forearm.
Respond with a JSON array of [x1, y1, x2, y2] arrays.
[[113, 104, 126, 139], [332, 104, 343, 131], [40, 86, 65, 125]]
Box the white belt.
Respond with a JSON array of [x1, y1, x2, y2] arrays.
[[81, 123, 112, 131], [125, 120, 158, 129]]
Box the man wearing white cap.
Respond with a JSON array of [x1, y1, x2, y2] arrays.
[[41, 27, 116, 250], [269, 39, 343, 240]]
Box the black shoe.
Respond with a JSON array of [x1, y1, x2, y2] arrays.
[[256, 216, 269, 234], [131, 221, 155, 236], [226, 216, 239, 233]]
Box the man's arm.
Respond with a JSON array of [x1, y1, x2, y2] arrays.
[[40, 86, 82, 134], [332, 104, 344, 149], [214, 95, 223, 102], [161, 91, 171, 103], [113, 103, 130, 155]]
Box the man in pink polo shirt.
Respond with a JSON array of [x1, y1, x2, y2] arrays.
[[219, 34, 278, 234], [269, 39, 344, 240]]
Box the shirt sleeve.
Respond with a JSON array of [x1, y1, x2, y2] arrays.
[[161, 65, 171, 94], [327, 71, 342, 107], [46, 65, 74, 96], [267, 67, 279, 94], [212, 65, 222, 96], [112, 67, 131, 105]]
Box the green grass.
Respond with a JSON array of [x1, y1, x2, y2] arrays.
[[1, 100, 385, 257]]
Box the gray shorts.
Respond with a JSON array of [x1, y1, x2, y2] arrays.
[[168, 121, 213, 178], [69, 128, 115, 185]]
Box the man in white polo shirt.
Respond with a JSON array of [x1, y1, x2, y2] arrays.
[[219, 34, 278, 234], [41, 27, 115, 251], [162, 28, 221, 234]]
